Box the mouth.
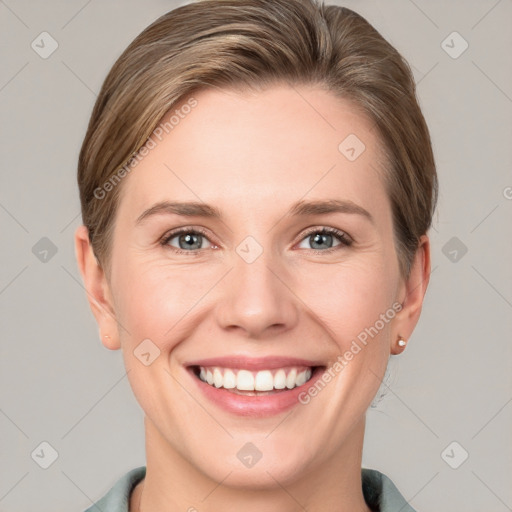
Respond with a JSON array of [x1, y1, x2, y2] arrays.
[[190, 365, 322, 396]]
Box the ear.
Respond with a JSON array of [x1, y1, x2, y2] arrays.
[[74, 224, 121, 350], [391, 234, 431, 355]]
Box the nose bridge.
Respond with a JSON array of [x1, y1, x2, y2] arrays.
[[215, 236, 299, 337]]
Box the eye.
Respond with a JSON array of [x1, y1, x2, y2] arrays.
[[160, 227, 215, 254], [296, 227, 353, 251], [160, 226, 353, 255]]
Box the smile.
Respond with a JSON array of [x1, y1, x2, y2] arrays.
[[186, 356, 326, 416]]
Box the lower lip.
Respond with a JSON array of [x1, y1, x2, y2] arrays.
[[187, 366, 325, 417]]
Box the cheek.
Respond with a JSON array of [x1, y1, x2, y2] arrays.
[[113, 258, 217, 348], [112, 238, 398, 356], [294, 258, 396, 349]]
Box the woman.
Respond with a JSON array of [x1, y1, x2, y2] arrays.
[[75, 0, 437, 510]]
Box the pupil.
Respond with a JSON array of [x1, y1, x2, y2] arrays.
[[312, 233, 331, 249], [181, 233, 200, 249]]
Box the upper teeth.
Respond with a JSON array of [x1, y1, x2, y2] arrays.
[[198, 366, 313, 391]]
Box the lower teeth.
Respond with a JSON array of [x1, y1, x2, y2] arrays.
[[223, 387, 289, 395]]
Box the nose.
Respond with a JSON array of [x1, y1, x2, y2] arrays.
[[215, 247, 300, 339]]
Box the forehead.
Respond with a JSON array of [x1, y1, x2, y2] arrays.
[[118, 84, 389, 222]]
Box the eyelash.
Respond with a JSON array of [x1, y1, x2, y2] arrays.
[[159, 226, 353, 256]]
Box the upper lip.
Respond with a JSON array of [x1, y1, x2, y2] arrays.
[[185, 356, 325, 371]]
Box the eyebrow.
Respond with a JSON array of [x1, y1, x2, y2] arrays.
[[135, 198, 374, 225]]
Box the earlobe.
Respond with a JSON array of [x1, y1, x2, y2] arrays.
[[390, 335, 407, 356], [101, 333, 119, 351], [391, 234, 431, 355], [74, 225, 121, 350]]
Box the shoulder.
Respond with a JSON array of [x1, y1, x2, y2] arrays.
[[82, 466, 146, 512], [362, 467, 417, 512]]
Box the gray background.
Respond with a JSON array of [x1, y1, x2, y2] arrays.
[[1, 1, 511, 511]]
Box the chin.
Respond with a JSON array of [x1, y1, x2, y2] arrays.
[[199, 456, 308, 490]]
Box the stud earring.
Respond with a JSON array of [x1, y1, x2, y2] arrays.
[[397, 337, 407, 347], [103, 334, 111, 340]]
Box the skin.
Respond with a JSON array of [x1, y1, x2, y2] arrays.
[[75, 84, 430, 512]]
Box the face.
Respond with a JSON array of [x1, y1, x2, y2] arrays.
[[76, 84, 429, 489]]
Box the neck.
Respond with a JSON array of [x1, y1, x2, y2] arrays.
[[131, 416, 372, 512]]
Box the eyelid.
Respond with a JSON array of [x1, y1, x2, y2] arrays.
[[300, 225, 352, 240]]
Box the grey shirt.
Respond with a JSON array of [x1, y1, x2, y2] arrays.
[[83, 466, 416, 512]]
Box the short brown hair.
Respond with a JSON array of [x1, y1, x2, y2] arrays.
[[77, 0, 438, 280]]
